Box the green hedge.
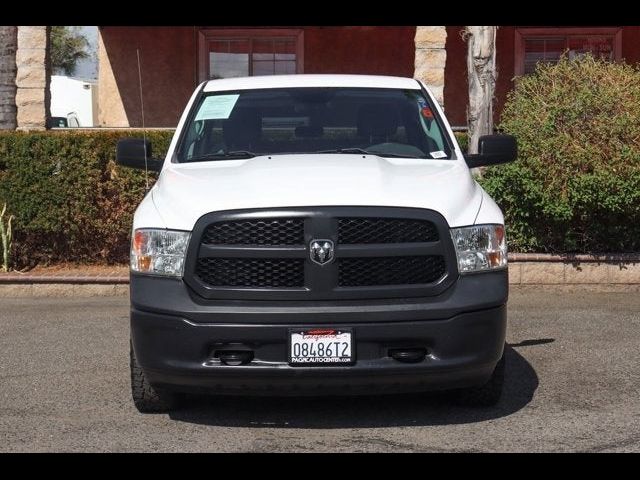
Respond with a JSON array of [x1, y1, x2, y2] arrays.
[[454, 131, 468, 153], [0, 130, 173, 267], [479, 55, 640, 253]]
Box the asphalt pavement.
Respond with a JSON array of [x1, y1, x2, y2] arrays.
[[1, 288, 639, 452]]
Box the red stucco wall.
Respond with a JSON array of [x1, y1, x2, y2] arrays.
[[622, 26, 640, 64], [100, 26, 197, 127], [443, 26, 467, 126], [303, 26, 416, 76], [100, 26, 640, 128], [100, 26, 415, 127], [494, 26, 516, 125], [101, 27, 415, 127]]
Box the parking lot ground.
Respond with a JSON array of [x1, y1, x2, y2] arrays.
[[1, 287, 639, 452]]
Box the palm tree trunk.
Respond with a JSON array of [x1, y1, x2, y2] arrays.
[[0, 26, 17, 130], [465, 26, 497, 154]]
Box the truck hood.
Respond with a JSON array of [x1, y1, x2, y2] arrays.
[[148, 154, 483, 230]]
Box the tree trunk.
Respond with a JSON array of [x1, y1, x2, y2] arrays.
[[465, 26, 497, 154], [0, 26, 17, 130]]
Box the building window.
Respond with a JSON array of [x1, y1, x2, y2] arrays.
[[515, 28, 622, 75], [198, 29, 304, 82]]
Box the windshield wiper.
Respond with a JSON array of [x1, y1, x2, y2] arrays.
[[317, 148, 427, 159], [317, 148, 371, 155], [184, 150, 257, 162]]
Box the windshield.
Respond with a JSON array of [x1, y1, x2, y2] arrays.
[[177, 87, 453, 162]]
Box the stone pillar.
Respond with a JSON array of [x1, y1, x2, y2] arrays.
[[414, 26, 447, 106], [0, 26, 17, 130], [15, 26, 50, 130]]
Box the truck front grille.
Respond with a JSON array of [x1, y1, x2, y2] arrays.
[[338, 218, 439, 244], [195, 258, 305, 288], [202, 218, 304, 246], [338, 256, 446, 287], [185, 207, 457, 300]]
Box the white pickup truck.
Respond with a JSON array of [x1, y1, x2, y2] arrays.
[[116, 74, 517, 413]]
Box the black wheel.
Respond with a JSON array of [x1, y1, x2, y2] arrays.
[[450, 353, 505, 407], [130, 342, 179, 413]]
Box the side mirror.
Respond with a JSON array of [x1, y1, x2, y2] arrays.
[[116, 138, 163, 172], [464, 134, 517, 169]]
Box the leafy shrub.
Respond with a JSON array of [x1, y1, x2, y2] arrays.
[[0, 130, 173, 267], [454, 131, 468, 153], [480, 55, 640, 253]]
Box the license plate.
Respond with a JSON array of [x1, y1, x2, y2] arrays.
[[289, 328, 353, 365]]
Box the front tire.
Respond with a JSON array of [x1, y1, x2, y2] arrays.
[[450, 353, 505, 407], [130, 342, 179, 413]]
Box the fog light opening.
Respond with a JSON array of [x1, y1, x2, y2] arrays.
[[216, 350, 254, 366], [389, 348, 427, 363]]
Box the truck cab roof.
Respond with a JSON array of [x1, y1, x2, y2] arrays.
[[202, 74, 423, 92]]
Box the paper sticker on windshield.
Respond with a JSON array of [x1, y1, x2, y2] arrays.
[[430, 151, 447, 159], [194, 94, 240, 121]]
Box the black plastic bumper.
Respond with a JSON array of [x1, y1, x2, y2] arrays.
[[130, 271, 508, 395]]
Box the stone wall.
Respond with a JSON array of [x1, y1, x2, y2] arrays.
[[414, 26, 447, 105], [0, 26, 17, 130], [15, 26, 50, 130]]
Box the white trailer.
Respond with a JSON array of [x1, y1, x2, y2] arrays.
[[49, 75, 98, 127]]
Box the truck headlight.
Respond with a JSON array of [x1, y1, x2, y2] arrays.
[[450, 224, 507, 274], [131, 229, 190, 277]]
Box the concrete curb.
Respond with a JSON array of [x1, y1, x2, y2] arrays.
[[510, 261, 640, 285], [0, 275, 128, 284], [509, 253, 640, 263], [0, 284, 129, 297], [509, 284, 640, 293]]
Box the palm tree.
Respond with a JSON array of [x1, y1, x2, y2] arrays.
[[465, 26, 497, 155], [50, 26, 89, 76], [0, 26, 17, 130]]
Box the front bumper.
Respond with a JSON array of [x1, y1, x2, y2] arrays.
[[130, 271, 508, 395]]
